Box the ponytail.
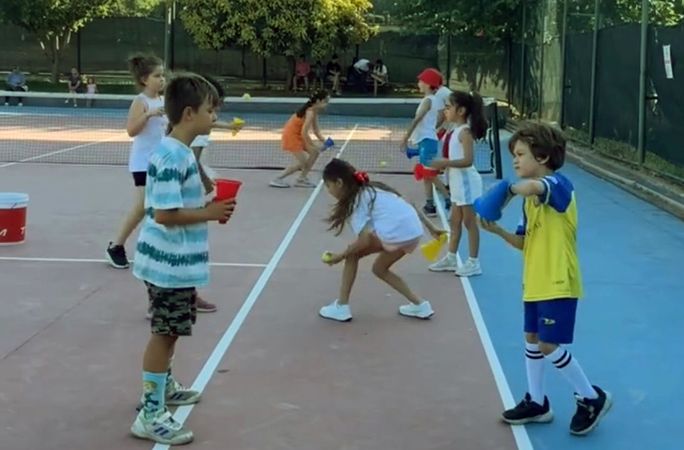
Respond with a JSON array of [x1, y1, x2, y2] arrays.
[[468, 92, 487, 140], [296, 89, 329, 118], [449, 90, 488, 140]]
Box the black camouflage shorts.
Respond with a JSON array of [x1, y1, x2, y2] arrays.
[[145, 282, 197, 336]]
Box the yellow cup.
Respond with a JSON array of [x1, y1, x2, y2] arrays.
[[420, 234, 447, 261]]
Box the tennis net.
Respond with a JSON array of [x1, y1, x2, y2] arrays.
[[0, 92, 502, 177]]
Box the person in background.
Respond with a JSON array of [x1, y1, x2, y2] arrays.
[[86, 76, 98, 108], [326, 54, 342, 95], [292, 54, 311, 91], [5, 67, 28, 106], [371, 58, 388, 96], [66, 67, 83, 107]]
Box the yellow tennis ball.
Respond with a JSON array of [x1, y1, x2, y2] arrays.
[[321, 251, 333, 263], [379, 161, 387, 167], [242, 93, 251, 100]]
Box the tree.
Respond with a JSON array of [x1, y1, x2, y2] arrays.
[[108, 0, 165, 17], [393, 0, 520, 40], [0, 0, 114, 82], [180, 0, 376, 84]]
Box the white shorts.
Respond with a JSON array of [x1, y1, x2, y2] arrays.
[[448, 167, 482, 206]]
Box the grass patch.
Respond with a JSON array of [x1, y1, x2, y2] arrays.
[[564, 127, 684, 182]]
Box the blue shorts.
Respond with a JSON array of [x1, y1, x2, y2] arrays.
[[524, 298, 578, 344], [418, 138, 438, 166]]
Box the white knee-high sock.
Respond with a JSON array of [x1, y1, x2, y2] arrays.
[[546, 346, 598, 399], [525, 342, 546, 404]]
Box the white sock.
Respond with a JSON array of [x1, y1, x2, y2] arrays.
[[447, 252, 457, 260], [546, 346, 598, 399], [468, 256, 479, 263], [525, 343, 546, 405]]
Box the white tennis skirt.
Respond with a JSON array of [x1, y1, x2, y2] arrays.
[[448, 167, 483, 206]]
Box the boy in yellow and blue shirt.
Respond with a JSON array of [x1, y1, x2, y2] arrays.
[[480, 123, 612, 436]]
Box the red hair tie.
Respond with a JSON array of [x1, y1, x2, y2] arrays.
[[354, 171, 369, 185]]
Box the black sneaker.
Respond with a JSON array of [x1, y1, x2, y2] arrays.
[[502, 393, 554, 425], [106, 242, 129, 269], [570, 385, 612, 436], [423, 202, 437, 217]]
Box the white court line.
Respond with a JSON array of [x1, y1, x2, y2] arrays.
[[151, 124, 358, 450], [0, 136, 119, 169], [434, 187, 534, 450], [0, 256, 266, 268]]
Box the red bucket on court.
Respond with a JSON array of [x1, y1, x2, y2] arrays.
[[0, 193, 29, 245]]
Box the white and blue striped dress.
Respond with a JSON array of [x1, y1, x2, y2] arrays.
[[447, 124, 483, 206]]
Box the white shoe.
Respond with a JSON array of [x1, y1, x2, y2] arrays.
[[319, 300, 352, 322], [130, 407, 193, 445], [455, 259, 482, 277], [269, 179, 290, 188], [294, 178, 317, 188], [399, 300, 434, 319], [428, 255, 457, 272]]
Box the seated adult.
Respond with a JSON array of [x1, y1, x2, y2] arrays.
[[292, 54, 311, 91], [325, 54, 342, 95], [5, 67, 27, 106], [371, 59, 388, 96], [351, 57, 371, 92]]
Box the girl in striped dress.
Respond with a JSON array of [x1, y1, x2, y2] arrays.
[[428, 91, 487, 277]]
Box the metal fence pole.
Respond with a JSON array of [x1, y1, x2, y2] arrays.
[[164, 2, 172, 68], [637, 0, 650, 165], [520, 4, 527, 116], [588, 0, 600, 144], [559, 0, 569, 127], [538, 0, 546, 120]]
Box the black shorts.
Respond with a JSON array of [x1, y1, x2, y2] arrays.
[[132, 171, 147, 187]]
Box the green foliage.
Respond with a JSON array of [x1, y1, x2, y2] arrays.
[[396, 0, 684, 39], [0, 0, 165, 80], [392, 0, 520, 39], [180, 0, 376, 58], [107, 0, 165, 17], [0, 0, 111, 35]]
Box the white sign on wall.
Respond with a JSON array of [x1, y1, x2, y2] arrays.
[[663, 44, 674, 79]]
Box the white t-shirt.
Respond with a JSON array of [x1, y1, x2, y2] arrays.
[[373, 64, 388, 77], [410, 95, 439, 143], [434, 85, 452, 111], [350, 188, 423, 244], [128, 93, 168, 172], [354, 59, 370, 72]]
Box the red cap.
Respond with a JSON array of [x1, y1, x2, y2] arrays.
[[417, 68, 443, 88]]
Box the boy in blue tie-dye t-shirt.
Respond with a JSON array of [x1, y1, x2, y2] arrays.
[[130, 73, 235, 446]]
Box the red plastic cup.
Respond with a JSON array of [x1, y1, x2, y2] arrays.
[[214, 179, 242, 224], [413, 164, 439, 181]]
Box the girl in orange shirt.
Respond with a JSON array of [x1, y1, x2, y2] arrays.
[[270, 90, 330, 188]]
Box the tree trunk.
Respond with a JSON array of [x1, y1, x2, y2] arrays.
[[241, 46, 247, 78], [41, 31, 72, 83], [285, 55, 295, 91], [261, 57, 267, 88]]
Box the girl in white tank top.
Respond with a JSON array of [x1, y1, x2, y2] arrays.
[[428, 90, 488, 278], [106, 54, 166, 270]]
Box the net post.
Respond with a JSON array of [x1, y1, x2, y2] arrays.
[[490, 102, 503, 180]]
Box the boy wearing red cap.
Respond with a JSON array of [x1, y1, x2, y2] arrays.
[[402, 68, 450, 216]]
